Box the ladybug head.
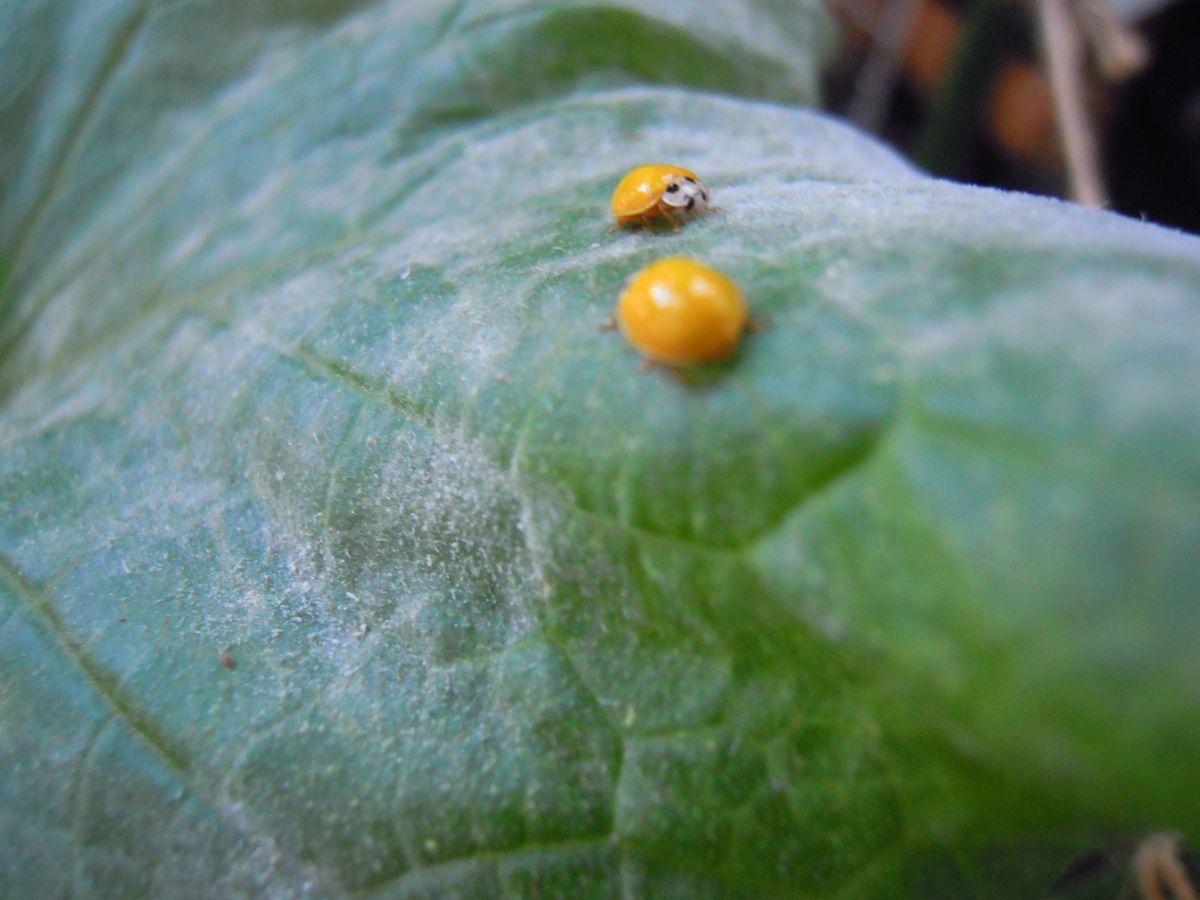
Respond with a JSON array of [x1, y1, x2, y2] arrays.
[[660, 175, 710, 212]]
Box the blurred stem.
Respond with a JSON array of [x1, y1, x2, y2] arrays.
[[1037, 0, 1108, 206], [1135, 833, 1200, 900], [1074, 0, 1148, 81], [914, 0, 1020, 179], [847, 0, 922, 132]]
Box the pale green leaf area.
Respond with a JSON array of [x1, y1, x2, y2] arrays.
[[1, 0, 1198, 897]]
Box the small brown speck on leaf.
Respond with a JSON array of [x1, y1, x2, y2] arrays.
[[219, 650, 237, 671]]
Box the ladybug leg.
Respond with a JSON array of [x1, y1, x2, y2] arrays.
[[638, 358, 659, 373], [599, 316, 617, 333], [748, 314, 773, 333], [653, 201, 681, 231]]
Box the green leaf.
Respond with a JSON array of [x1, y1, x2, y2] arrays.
[[2, 1, 1199, 897]]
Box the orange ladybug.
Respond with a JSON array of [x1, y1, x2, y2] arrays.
[[616, 257, 747, 365], [610, 164, 711, 226]]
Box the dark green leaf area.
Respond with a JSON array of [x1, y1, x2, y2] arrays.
[[0, 0, 825, 349]]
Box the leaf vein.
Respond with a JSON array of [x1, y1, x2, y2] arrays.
[[220, 318, 895, 556], [353, 834, 616, 897], [0, 550, 190, 774], [70, 716, 113, 897], [0, 0, 152, 318]]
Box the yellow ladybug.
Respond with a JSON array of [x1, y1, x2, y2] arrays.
[[610, 164, 711, 226], [616, 257, 748, 365]]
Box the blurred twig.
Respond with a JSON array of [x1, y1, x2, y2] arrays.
[[1036, 0, 1149, 207], [1036, 0, 1108, 206], [845, 0, 923, 131], [1076, 0, 1149, 80], [1135, 833, 1199, 900]]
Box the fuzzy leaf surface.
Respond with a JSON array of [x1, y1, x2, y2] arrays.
[[2, 1, 1198, 897]]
